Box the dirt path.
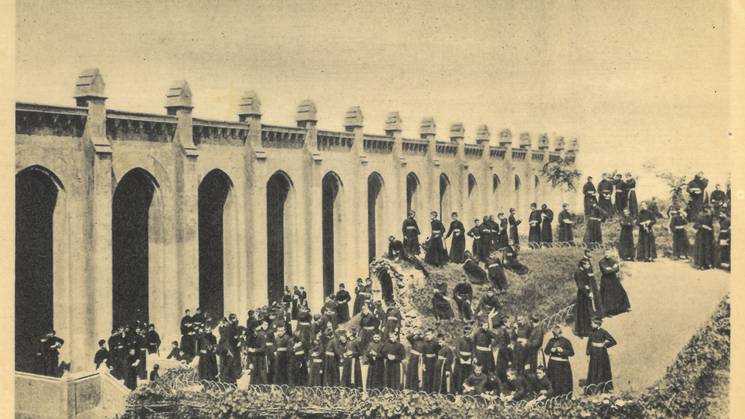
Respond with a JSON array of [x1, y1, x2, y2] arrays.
[[559, 259, 729, 395]]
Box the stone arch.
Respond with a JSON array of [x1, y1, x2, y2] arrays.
[[267, 170, 296, 304], [406, 172, 423, 218], [467, 173, 479, 222], [492, 174, 502, 213], [198, 169, 234, 321], [439, 173, 452, 220], [367, 172, 385, 262], [514, 174, 523, 216], [15, 165, 67, 373], [112, 167, 164, 328], [322, 171, 344, 298]]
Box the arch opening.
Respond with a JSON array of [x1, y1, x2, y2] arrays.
[[367, 173, 384, 262], [406, 172, 421, 216], [112, 168, 159, 328], [198, 170, 232, 320], [439, 173, 451, 220], [267, 172, 293, 304], [15, 167, 61, 373], [322, 172, 342, 298]]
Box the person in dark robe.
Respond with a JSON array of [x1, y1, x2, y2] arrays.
[[693, 206, 715, 269], [149, 364, 160, 382], [502, 244, 529, 275], [146, 324, 161, 355], [613, 173, 627, 214], [124, 348, 140, 390], [295, 304, 313, 348], [402, 210, 421, 256], [526, 315, 544, 374], [308, 336, 325, 387], [387, 236, 404, 262], [528, 367, 554, 402], [107, 328, 125, 378], [382, 333, 406, 390], [452, 326, 474, 394], [491, 319, 512, 383], [478, 216, 492, 261], [473, 322, 497, 374], [94, 339, 110, 370], [321, 296, 339, 331], [617, 209, 635, 261], [165, 341, 183, 363], [636, 203, 657, 262], [289, 335, 308, 386], [282, 288, 293, 318], [322, 332, 342, 386], [527, 203, 542, 246], [248, 322, 269, 385], [574, 258, 598, 338], [686, 172, 708, 222], [291, 286, 301, 320], [467, 218, 482, 261], [365, 331, 386, 390], [358, 304, 379, 352], [180, 309, 196, 360], [585, 318, 617, 394], [598, 250, 631, 316], [583, 203, 605, 245], [500, 368, 529, 402], [544, 325, 574, 396], [710, 184, 726, 220], [497, 213, 509, 249], [625, 173, 639, 218], [197, 327, 218, 381], [43, 330, 64, 377], [383, 303, 402, 340], [669, 208, 690, 259], [648, 197, 664, 219], [511, 317, 531, 376], [424, 211, 448, 266], [340, 332, 363, 388], [419, 330, 441, 393], [432, 289, 454, 321], [508, 208, 521, 246], [335, 283, 351, 324], [462, 251, 488, 284], [404, 332, 425, 390], [475, 288, 502, 319], [540, 204, 554, 244], [718, 214, 731, 270], [453, 280, 474, 321], [462, 363, 488, 395], [352, 278, 368, 316], [271, 326, 293, 385], [445, 212, 466, 263], [582, 176, 598, 216], [597, 173, 614, 219], [433, 335, 454, 394], [487, 257, 508, 291], [487, 215, 501, 252], [134, 326, 148, 379], [557, 204, 575, 244]]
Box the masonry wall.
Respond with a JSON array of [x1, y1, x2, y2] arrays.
[[14, 75, 578, 374]]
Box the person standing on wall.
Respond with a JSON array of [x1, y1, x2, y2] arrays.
[[401, 210, 421, 256]]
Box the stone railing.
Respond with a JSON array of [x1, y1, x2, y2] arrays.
[[363, 134, 395, 153], [435, 140, 458, 156], [548, 151, 561, 162], [193, 118, 248, 146], [489, 146, 508, 160], [464, 143, 484, 159], [106, 110, 177, 143], [531, 151, 545, 162], [511, 149, 527, 161], [261, 124, 306, 149], [401, 137, 428, 155], [16, 102, 88, 137], [317, 130, 354, 151]]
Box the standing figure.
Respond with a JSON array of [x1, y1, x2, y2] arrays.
[[420, 331, 442, 393], [94, 339, 110, 370], [467, 219, 482, 261], [487, 257, 508, 291], [585, 318, 617, 394], [335, 284, 351, 324], [598, 250, 630, 316], [341, 333, 363, 388], [473, 323, 497, 375], [625, 173, 638, 218], [582, 176, 598, 216], [352, 278, 368, 316], [445, 212, 466, 263], [198, 327, 218, 381], [478, 216, 492, 261], [146, 324, 161, 356], [617, 209, 635, 261], [613, 173, 627, 213], [308, 336, 325, 387], [180, 309, 196, 360], [272, 327, 293, 385], [322, 333, 342, 386], [402, 210, 421, 256], [583, 203, 605, 245], [710, 184, 727, 219], [597, 174, 614, 218], [357, 304, 379, 352], [289, 336, 308, 386], [526, 315, 544, 374], [43, 330, 64, 377], [487, 215, 501, 252], [718, 214, 731, 270], [248, 322, 269, 385], [365, 332, 386, 390], [636, 203, 657, 262], [686, 172, 708, 222], [452, 326, 474, 394], [557, 204, 574, 244], [124, 348, 140, 390], [540, 204, 554, 244], [508, 209, 521, 245], [497, 213, 510, 249], [543, 326, 574, 396], [425, 211, 448, 266], [381, 333, 405, 390], [693, 206, 715, 269], [528, 203, 542, 246], [433, 335, 454, 394], [669, 208, 690, 259], [574, 258, 598, 338], [404, 332, 425, 390]]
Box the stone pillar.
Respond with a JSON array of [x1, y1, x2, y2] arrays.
[[298, 100, 324, 310], [345, 106, 367, 280], [476, 124, 491, 218], [450, 122, 466, 221], [385, 112, 405, 247], [421, 117, 438, 217], [500, 129, 517, 215], [74, 68, 111, 373], [166, 81, 199, 341]]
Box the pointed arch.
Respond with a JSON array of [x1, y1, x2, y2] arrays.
[[367, 172, 385, 262], [406, 172, 422, 217], [439, 173, 452, 220], [267, 170, 295, 303], [322, 171, 344, 298]]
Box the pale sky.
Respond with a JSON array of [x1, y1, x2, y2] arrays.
[[15, 0, 733, 199]]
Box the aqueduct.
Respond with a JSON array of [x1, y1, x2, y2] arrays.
[[15, 68, 579, 373]]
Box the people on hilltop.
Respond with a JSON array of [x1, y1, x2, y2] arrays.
[[617, 209, 635, 261], [445, 211, 466, 263], [582, 176, 598, 217], [424, 211, 448, 267], [613, 173, 626, 214], [467, 218, 483, 260], [669, 207, 690, 259], [583, 203, 605, 245], [585, 318, 617, 394], [598, 250, 631, 316], [597, 173, 614, 219], [402, 210, 421, 256], [686, 172, 708, 222]]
